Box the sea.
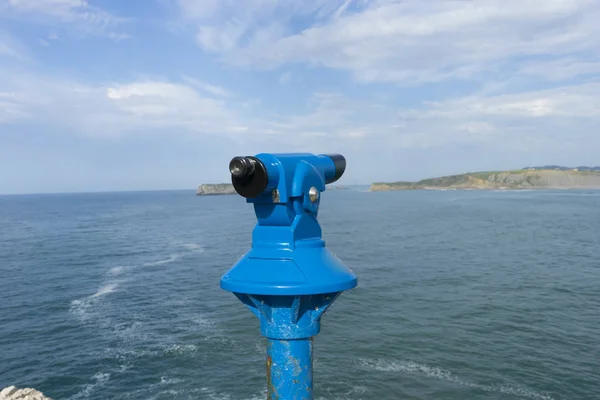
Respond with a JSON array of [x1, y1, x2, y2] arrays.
[[0, 188, 599, 400]]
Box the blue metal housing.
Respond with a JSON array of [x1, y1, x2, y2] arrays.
[[220, 153, 358, 399], [221, 153, 357, 295]]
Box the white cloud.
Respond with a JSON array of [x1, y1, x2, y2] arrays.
[[515, 58, 600, 81], [388, 82, 600, 152], [459, 122, 495, 135], [1, 65, 599, 156], [176, 0, 352, 53], [176, 0, 600, 85], [0, 69, 245, 136], [104, 81, 238, 133], [0, 66, 393, 146], [181, 76, 229, 97], [415, 83, 600, 119], [0, 0, 127, 38]]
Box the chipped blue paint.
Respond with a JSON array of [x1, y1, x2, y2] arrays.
[[267, 339, 313, 399], [221, 153, 358, 399]]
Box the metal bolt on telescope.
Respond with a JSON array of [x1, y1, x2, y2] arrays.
[[220, 153, 358, 400]]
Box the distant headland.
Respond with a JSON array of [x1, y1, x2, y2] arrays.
[[370, 167, 600, 192], [196, 183, 347, 195]]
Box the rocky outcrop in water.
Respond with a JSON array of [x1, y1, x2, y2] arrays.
[[0, 387, 52, 400], [196, 183, 236, 195]]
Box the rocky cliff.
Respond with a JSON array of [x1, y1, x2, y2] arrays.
[[0, 387, 52, 400], [370, 169, 600, 191], [196, 183, 237, 195]]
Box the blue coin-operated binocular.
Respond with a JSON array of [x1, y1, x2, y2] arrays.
[[220, 153, 357, 399]]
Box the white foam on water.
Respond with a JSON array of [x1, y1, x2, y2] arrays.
[[142, 242, 204, 267], [91, 282, 119, 297], [108, 241, 204, 277], [139, 384, 268, 400], [348, 386, 368, 394], [254, 340, 266, 354], [196, 387, 369, 400], [100, 313, 217, 363], [314, 385, 370, 400], [108, 266, 127, 276], [160, 376, 184, 385], [191, 316, 215, 329], [144, 254, 180, 266], [68, 372, 110, 399], [199, 387, 267, 400], [69, 282, 120, 321], [204, 335, 238, 348], [112, 320, 150, 343], [117, 364, 129, 373], [162, 343, 198, 355], [125, 376, 193, 399], [181, 242, 204, 251], [358, 358, 556, 400], [68, 243, 217, 392]]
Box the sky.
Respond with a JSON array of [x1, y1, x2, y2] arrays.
[[0, 0, 599, 194]]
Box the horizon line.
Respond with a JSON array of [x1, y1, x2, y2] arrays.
[[0, 183, 372, 197]]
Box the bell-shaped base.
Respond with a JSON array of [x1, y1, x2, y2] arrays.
[[221, 239, 357, 296]]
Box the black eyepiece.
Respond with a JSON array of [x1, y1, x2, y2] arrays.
[[229, 156, 269, 198], [229, 156, 255, 178], [325, 154, 346, 184]]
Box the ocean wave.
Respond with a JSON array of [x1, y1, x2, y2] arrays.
[[107, 266, 127, 276], [69, 282, 120, 320], [68, 372, 110, 400], [91, 282, 119, 298], [254, 340, 266, 355], [162, 344, 198, 355], [316, 385, 369, 400], [136, 387, 264, 400], [357, 358, 556, 400], [100, 340, 207, 384], [180, 243, 204, 251], [198, 387, 267, 400], [74, 242, 208, 325], [160, 376, 184, 385], [116, 376, 195, 399], [191, 316, 215, 329], [143, 254, 180, 266], [195, 386, 368, 400]]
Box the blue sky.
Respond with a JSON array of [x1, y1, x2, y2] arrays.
[[1, 0, 599, 194]]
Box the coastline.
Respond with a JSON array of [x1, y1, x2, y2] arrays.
[[369, 185, 600, 192], [369, 169, 600, 192]]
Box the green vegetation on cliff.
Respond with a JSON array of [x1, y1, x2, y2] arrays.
[[371, 169, 600, 191]]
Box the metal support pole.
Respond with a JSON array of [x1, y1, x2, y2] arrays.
[[221, 153, 358, 400], [267, 339, 313, 399]]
